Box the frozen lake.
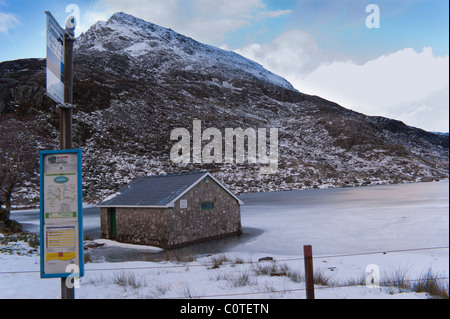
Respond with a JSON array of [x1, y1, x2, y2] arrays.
[[237, 180, 449, 256], [10, 180, 449, 262]]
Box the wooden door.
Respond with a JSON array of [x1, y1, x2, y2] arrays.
[[110, 208, 117, 239]]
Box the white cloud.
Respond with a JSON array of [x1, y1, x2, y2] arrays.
[[197, 0, 264, 18], [77, 9, 115, 36], [236, 31, 449, 132], [294, 48, 449, 131], [235, 29, 329, 74], [257, 10, 291, 18], [0, 11, 20, 33], [101, 0, 179, 28], [97, 0, 289, 44], [385, 85, 449, 133]]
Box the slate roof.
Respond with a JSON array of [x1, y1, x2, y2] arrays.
[[97, 171, 243, 207]]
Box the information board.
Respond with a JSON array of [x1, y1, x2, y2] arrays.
[[40, 150, 84, 279], [46, 11, 65, 105]]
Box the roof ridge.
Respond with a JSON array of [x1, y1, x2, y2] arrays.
[[143, 170, 208, 179], [97, 170, 243, 207]]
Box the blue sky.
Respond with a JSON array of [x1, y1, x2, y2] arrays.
[[0, 0, 448, 131]]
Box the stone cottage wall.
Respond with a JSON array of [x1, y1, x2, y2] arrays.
[[100, 207, 170, 247], [100, 207, 110, 239], [166, 176, 242, 247], [118, 207, 169, 247], [100, 176, 242, 248]]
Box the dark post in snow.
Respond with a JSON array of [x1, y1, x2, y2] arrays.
[[303, 245, 315, 299], [59, 35, 74, 150], [60, 27, 75, 300]]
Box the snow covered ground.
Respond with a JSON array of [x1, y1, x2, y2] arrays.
[[0, 180, 448, 299]]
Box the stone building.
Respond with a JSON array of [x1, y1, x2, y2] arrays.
[[97, 171, 243, 249]]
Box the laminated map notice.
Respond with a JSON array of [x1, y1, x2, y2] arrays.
[[44, 224, 79, 275], [43, 153, 78, 223], [40, 150, 84, 279]]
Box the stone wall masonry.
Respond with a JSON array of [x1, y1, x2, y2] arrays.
[[100, 176, 242, 248], [117, 207, 169, 247], [100, 207, 109, 239], [100, 206, 170, 247], [167, 177, 242, 247]]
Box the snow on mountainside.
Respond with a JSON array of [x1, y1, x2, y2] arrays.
[[75, 12, 295, 91], [0, 12, 448, 205]]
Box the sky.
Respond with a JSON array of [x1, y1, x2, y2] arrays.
[[0, 0, 448, 132]]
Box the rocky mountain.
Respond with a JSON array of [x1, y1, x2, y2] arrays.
[[0, 12, 448, 205]]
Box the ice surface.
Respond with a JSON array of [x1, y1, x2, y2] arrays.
[[1, 181, 448, 299]]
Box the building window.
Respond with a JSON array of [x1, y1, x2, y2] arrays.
[[201, 202, 214, 210]]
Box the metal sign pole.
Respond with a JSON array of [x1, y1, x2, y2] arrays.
[[60, 29, 75, 301], [43, 10, 81, 301], [60, 35, 74, 150], [61, 278, 74, 299], [60, 36, 73, 150]]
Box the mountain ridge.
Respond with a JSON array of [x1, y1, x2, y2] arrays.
[[75, 12, 296, 91]]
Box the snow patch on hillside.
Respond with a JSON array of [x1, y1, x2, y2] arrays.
[[75, 12, 296, 91]]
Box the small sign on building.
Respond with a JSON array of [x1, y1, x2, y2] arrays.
[[40, 149, 84, 279]]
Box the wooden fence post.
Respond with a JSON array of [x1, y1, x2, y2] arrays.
[[304, 245, 315, 299]]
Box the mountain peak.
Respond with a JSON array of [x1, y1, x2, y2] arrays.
[[110, 11, 134, 20], [75, 12, 296, 91], [108, 11, 163, 32]]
